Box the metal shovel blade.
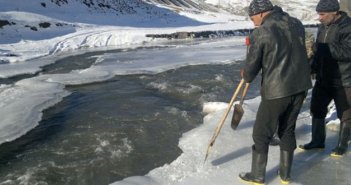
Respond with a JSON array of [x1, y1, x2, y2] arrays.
[[231, 104, 244, 130]]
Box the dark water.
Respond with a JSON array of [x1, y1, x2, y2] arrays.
[[0, 48, 261, 184]]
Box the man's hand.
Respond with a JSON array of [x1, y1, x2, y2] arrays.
[[240, 69, 244, 78]]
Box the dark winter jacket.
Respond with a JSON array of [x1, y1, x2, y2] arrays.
[[243, 6, 312, 100], [312, 11, 351, 87]]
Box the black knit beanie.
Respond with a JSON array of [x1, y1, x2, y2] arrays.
[[316, 0, 340, 12], [248, 0, 274, 16]]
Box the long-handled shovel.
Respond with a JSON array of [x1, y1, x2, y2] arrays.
[[230, 36, 251, 130], [230, 83, 250, 130], [204, 79, 245, 163]]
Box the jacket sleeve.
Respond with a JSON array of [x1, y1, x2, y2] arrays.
[[329, 24, 351, 61], [243, 30, 264, 83]]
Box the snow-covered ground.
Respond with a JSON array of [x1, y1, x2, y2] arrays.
[[1, 0, 348, 185]]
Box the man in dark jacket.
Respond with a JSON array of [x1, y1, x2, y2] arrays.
[[238, 0, 312, 184], [299, 0, 351, 157]]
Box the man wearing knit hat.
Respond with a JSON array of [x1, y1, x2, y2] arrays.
[[299, 0, 351, 158], [238, 0, 312, 184]]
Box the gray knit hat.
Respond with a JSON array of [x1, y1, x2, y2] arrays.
[[316, 0, 340, 12], [248, 0, 274, 16]]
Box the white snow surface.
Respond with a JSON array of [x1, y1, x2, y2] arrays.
[[1, 0, 347, 185]]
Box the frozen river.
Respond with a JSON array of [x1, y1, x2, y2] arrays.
[[0, 37, 253, 184]]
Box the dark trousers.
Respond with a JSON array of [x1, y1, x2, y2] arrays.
[[310, 83, 351, 122], [253, 91, 307, 153]]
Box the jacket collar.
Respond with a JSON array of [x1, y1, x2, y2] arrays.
[[261, 6, 286, 25], [334, 11, 348, 24]]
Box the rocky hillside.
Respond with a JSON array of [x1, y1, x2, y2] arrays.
[[0, 0, 320, 44], [0, 0, 319, 28], [0, 0, 217, 43]]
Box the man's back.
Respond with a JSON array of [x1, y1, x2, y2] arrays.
[[244, 6, 312, 99]]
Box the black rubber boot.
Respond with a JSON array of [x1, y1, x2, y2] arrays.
[[279, 150, 294, 184], [239, 146, 267, 185], [299, 118, 325, 150], [330, 121, 351, 157]]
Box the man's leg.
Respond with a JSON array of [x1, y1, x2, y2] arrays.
[[239, 98, 281, 184], [239, 145, 267, 184], [331, 87, 351, 156], [331, 120, 351, 156], [278, 92, 306, 184], [299, 84, 331, 150], [270, 129, 280, 146], [239, 96, 290, 184]]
